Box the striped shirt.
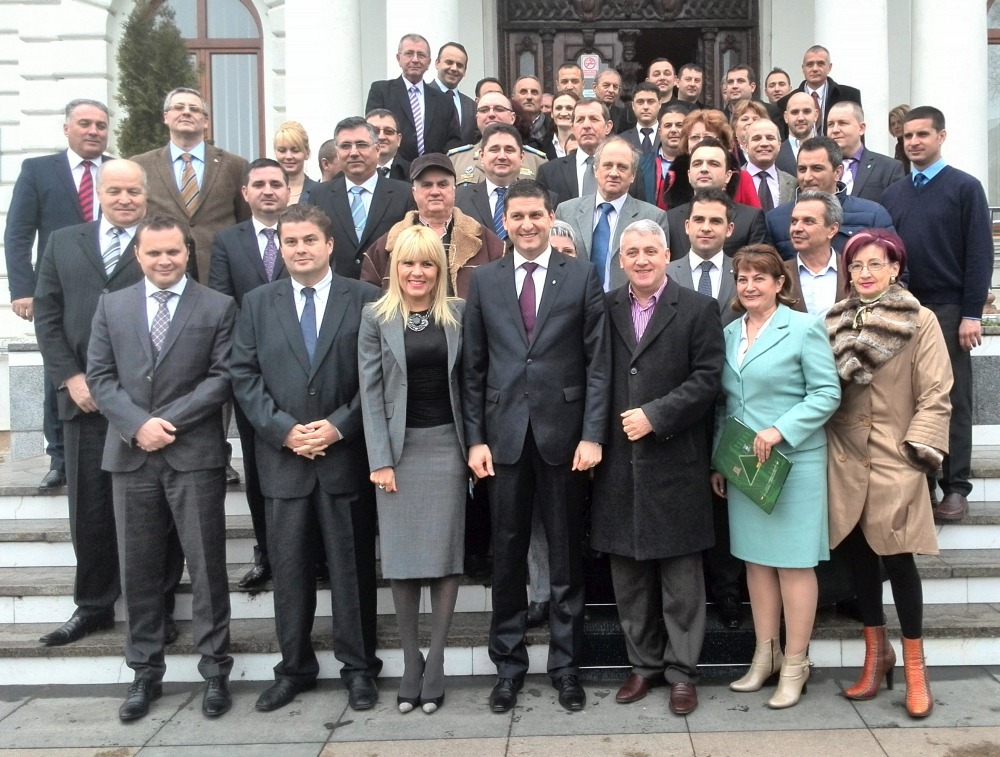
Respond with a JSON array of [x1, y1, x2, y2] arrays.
[[629, 277, 669, 342]]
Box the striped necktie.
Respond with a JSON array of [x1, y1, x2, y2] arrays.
[[408, 85, 425, 156], [179, 153, 201, 214], [492, 186, 507, 240], [350, 186, 367, 241], [79, 161, 94, 221], [103, 226, 123, 276]]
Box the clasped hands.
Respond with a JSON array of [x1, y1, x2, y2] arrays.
[[467, 440, 602, 478], [136, 417, 176, 452], [284, 420, 339, 459]]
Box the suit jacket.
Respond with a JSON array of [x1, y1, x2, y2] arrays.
[[849, 147, 905, 204], [306, 174, 416, 279], [665, 201, 769, 259], [610, 103, 635, 135], [208, 219, 288, 306], [461, 252, 611, 466], [667, 254, 740, 326], [231, 275, 381, 497], [744, 163, 798, 207], [359, 300, 466, 471], [775, 140, 799, 177], [783, 253, 850, 316], [87, 278, 236, 472], [457, 90, 479, 145], [777, 77, 863, 134], [33, 221, 144, 420], [364, 77, 463, 162], [554, 194, 669, 290], [536, 151, 646, 207], [620, 124, 660, 155], [380, 157, 411, 183], [455, 182, 558, 233], [131, 144, 251, 283], [4, 151, 112, 300]]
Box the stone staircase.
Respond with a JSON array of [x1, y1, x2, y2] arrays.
[[1, 448, 999, 685]]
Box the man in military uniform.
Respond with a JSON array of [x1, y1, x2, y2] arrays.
[[450, 91, 547, 186]]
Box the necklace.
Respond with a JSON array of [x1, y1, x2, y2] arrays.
[[406, 310, 429, 332]]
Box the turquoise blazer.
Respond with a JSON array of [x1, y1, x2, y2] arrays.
[[717, 304, 841, 455]]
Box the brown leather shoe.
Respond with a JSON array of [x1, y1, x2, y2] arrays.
[[616, 673, 652, 703], [668, 681, 698, 715], [935, 493, 968, 522]]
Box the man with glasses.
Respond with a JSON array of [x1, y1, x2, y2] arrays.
[[365, 33, 462, 162], [450, 91, 547, 186], [366, 109, 410, 181], [306, 117, 415, 280]]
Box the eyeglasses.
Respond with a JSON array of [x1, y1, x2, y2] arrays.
[[336, 141, 375, 152], [847, 261, 888, 273], [476, 105, 511, 114], [400, 50, 429, 61], [167, 103, 205, 114], [371, 127, 398, 136]]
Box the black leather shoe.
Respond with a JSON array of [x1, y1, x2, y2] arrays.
[[719, 596, 741, 629], [255, 679, 316, 712], [164, 615, 179, 645], [489, 677, 523, 712], [119, 678, 162, 721], [226, 465, 241, 485], [39, 611, 114, 646], [202, 676, 232, 717], [553, 674, 586, 711], [38, 469, 66, 489], [346, 675, 378, 710], [238, 561, 271, 589], [526, 601, 549, 628]]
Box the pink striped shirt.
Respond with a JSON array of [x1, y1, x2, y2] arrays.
[[629, 277, 669, 342]]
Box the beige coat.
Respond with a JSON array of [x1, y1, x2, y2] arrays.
[[825, 289, 953, 555]]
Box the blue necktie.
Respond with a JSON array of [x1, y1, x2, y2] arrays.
[[591, 202, 614, 287], [492, 186, 507, 240], [350, 186, 367, 242], [698, 260, 713, 296], [913, 172, 927, 188], [300, 287, 317, 364]]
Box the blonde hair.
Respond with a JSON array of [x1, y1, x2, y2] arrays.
[[371, 225, 459, 328], [273, 120, 311, 156]]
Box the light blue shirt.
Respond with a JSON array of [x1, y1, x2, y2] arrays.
[[170, 141, 206, 190], [346, 172, 379, 216], [796, 248, 839, 318], [912, 157, 947, 183]]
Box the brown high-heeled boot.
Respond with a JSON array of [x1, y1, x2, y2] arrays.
[[902, 636, 932, 718], [842, 626, 896, 700]]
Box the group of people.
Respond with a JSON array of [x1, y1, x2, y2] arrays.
[[3, 30, 993, 726]]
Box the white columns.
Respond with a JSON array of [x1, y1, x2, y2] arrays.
[[284, 0, 363, 152], [384, 0, 461, 80], [911, 0, 988, 184], [814, 0, 890, 155]]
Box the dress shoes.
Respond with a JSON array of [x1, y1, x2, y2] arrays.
[[346, 675, 378, 710], [488, 677, 523, 712], [668, 681, 698, 715], [238, 561, 271, 589], [719, 595, 742, 629], [38, 469, 66, 489], [202, 676, 232, 717], [39, 610, 114, 646], [255, 678, 316, 711], [616, 673, 653, 703], [226, 464, 241, 485], [119, 678, 162, 721], [553, 674, 586, 711], [164, 615, 179, 645], [526, 601, 549, 629], [935, 493, 968, 522]]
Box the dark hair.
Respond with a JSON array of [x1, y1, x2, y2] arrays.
[[904, 105, 945, 131], [334, 116, 378, 143], [475, 77, 503, 97], [365, 108, 400, 129], [436, 41, 467, 60], [689, 187, 735, 223], [65, 98, 109, 120], [730, 244, 797, 313], [648, 57, 675, 75], [243, 158, 288, 187], [558, 61, 582, 73], [842, 228, 908, 272], [658, 101, 690, 124], [689, 136, 729, 161], [277, 204, 334, 241], [503, 179, 552, 214], [317, 139, 337, 170], [765, 68, 791, 86], [799, 136, 842, 168], [678, 63, 704, 77], [481, 122, 523, 151], [726, 64, 757, 86], [632, 82, 661, 99], [135, 213, 190, 248]]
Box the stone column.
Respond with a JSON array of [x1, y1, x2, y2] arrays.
[[285, 0, 362, 149], [814, 0, 889, 155], [911, 0, 988, 184], [384, 0, 461, 79]]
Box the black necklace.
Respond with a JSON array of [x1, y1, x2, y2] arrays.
[[406, 310, 429, 332]]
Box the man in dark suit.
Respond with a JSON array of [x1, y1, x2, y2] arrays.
[[592, 218, 724, 716], [638, 104, 687, 211], [675, 64, 706, 110], [665, 139, 768, 258], [87, 213, 236, 722], [775, 92, 819, 176], [619, 83, 662, 156], [306, 117, 415, 279], [130, 88, 250, 284], [593, 68, 631, 134], [776, 45, 862, 136], [364, 33, 462, 162], [33, 161, 149, 646], [463, 179, 610, 714], [208, 158, 291, 589], [4, 98, 112, 489], [232, 204, 382, 713], [744, 120, 797, 209], [433, 42, 478, 146], [366, 110, 411, 182], [722, 65, 785, 137], [826, 102, 904, 203]]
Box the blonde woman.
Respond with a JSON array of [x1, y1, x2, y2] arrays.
[[358, 225, 466, 715], [273, 121, 317, 204]]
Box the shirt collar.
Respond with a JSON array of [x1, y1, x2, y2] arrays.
[[512, 246, 552, 270], [576, 148, 595, 170], [169, 141, 205, 163], [628, 276, 668, 307], [252, 217, 277, 237], [347, 172, 380, 194], [689, 249, 725, 273], [402, 77, 424, 94], [912, 157, 947, 181], [144, 274, 188, 299], [595, 191, 628, 214], [848, 146, 864, 163], [797, 247, 838, 275], [66, 148, 103, 170], [291, 267, 333, 297], [435, 78, 454, 94], [748, 160, 776, 179], [807, 82, 828, 100], [99, 218, 137, 244]]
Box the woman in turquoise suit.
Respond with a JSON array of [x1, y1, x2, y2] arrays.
[[710, 244, 841, 709]]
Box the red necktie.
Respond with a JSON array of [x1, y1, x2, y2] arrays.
[[811, 91, 822, 132], [79, 161, 94, 221], [519, 262, 538, 340]]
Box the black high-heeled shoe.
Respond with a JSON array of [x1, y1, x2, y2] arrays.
[[397, 694, 420, 714], [421, 692, 444, 714]]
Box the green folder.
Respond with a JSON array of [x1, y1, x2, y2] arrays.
[[712, 416, 792, 514]]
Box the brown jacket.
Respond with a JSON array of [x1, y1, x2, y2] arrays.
[[360, 208, 504, 299], [784, 251, 850, 315], [824, 287, 952, 554]]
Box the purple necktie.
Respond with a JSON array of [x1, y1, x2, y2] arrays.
[[519, 262, 538, 339], [262, 228, 278, 281]]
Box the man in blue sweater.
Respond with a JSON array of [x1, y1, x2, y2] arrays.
[[881, 106, 994, 522]]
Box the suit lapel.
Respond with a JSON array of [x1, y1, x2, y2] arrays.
[[81, 224, 108, 277], [531, 253, 567, 347], [154, 280, 199, 364], [57, 152, 86, 223], [392, 78, 417, 128], [671, 259, 694, 289], [574, 199, 593, 261], [738, 305, 791, 371], [128, 282, 155, 366], [852, 148, 873, 197], [274, 281, 313, 374], [472, 185, 493, 229], [383, 312, 406, 371], [561, 155, 578, 199], [445, 305, 460, 374], [610, 287, 638, 352], [361, 177, 391, 249], [498, 256, 529, 348], [107, 236, 140, 283], [718, 256, 736, 312], [310, 276, 350, 376], [238, 222, 270, 285], [194, 146, 223, 217], [633, 279, 677, 360], [611, 197, 639, 256], [156, 146, 187, 214], [330, 179, 357, 244]]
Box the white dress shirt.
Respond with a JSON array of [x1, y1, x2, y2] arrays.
[[748, 162, 780, 205], [67, 149, 106, 221], [403, 77, 426, 126], [252, 217, 278, 259], [98, 218, 136, 258], [688, 250, 725, 299], [144, 275, 188, 329], [575, 149, 595, 196], [512, 247, 551, 316], [290, 268, 333, 338]]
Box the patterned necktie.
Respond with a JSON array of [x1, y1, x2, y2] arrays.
[[591, 202, 614, 287], [350, 186, 367, 242], [300, 287, 317, 363], [179, 152, 200, 214], [493, 186, 507, 240], [103, 226, 123, 276], [913, 172, 928, 188], [842, 159, 855, 193], [698, 260, 714, 296], [811, 91, 823, 133], [519, 262, 538, 339], [408, 85, 425, 156], [262, 228, 278, 281], [640, 127, 654, 155], [150, 290, 174, 356], [79, 161, 94, 221], [756, 171, 774, 212]]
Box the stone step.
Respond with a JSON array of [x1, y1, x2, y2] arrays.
[[1, 603, 997, 685], [0, 490, 251, 521]]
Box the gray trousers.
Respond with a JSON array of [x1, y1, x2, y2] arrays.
[[609, 551, 706, 684]]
